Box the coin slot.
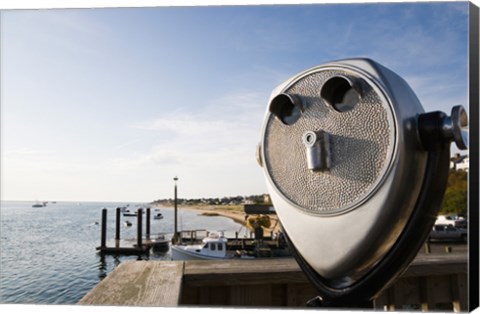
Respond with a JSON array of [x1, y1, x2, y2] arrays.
[[321, 76, 361, 112]]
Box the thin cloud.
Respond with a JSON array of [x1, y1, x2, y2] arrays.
[[3, 147, 51, 158], [130, 91, 266, 137], [403, 74, 468, 113], [113, 138, 144, 150], [118, 90, 267, 172], [110, 151, 181, 170], [132, 115, 231, 135], [4, 10, 106, 59]]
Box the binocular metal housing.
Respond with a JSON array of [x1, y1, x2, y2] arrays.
[[257, 58, 468, 305]]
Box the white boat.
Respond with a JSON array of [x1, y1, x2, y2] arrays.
[[171, 231, 233, 260], [154, 213, 163, 219]]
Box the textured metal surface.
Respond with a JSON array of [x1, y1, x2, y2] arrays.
[[263, 70, 395, 215]]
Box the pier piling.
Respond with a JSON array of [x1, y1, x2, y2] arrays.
[[137, 208, 143, 248], [115, 207, 121, 247], [146, 207, 151, 239], [97, 207, 149, 256], [173, 177, 178, 244], [101, 208, 107, 248]]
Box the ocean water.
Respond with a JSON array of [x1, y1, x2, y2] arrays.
[[0, 200, 244, 305]]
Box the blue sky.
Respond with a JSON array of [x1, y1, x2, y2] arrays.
[[0, 2, 471, 202]]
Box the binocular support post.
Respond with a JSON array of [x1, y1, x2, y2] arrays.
[[285, 143, 451, 307]]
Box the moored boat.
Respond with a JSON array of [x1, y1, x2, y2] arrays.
[[171, 231, 231, 260], [150, 234, 169, 252]]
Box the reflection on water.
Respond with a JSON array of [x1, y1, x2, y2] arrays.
[[97, 255, 107, 280], [96, 254, 138, 280]]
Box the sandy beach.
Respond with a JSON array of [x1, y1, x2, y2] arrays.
[[160, 204, 282, 234]]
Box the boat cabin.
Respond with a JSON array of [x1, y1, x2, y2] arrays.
[[172, 231, 229, 260], [198, 235, 228, 258]]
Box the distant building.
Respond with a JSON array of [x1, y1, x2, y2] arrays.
[[450, 154, 469, 171], [263, 194, 272, 205]]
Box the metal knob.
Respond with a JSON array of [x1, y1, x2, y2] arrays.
[[418, 105, 468, 151], [442, 105, 468, 150]]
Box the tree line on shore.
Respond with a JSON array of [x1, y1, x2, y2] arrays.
[[441, 169, 468, 216], [152, 169, 467, 216], [152, 194, 271, 207]]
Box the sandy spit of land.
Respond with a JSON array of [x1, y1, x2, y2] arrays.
[[155, 204, 281, 234]]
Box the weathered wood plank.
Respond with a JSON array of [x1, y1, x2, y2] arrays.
[[375, 274, 468, 311], [402, 254, 467, 277], [271, 284, 288, 306], [392, 277, 421, 308], [183, 258, 308, 287], [229, 284, 273, 306], [286, 282, 318, 307], [451, 273, 468, 312], [426, 275, 453, 304], [78, 260, 184, 306], [373, 290, 389, 310], [182, 254, 467, 286], [184, 258, 300, 275]]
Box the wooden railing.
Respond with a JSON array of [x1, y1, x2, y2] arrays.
[[79, 254, 468, 311], [374, 254, 467, 311]]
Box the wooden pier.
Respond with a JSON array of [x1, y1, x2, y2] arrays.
[[96, 207, 166, 256], [79, 252, 468, 311]]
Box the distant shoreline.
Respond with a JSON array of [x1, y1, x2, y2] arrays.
[[152, 203, 281, 233]]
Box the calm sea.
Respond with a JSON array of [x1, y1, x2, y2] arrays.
[[0, 200, 244, 305]]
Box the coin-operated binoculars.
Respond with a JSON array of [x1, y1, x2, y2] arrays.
[[256, 58, 468, 307]]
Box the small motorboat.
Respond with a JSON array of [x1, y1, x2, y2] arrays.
[[32, 202, 45, 208], [150, 234, 169, 252], [171, 231, 231, 260], [124, 220, 133, 227], [153, 213, 164, 220]]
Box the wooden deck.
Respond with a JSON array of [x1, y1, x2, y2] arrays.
[[78, 252, 468, 311], [79, 260, 183, 306]]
